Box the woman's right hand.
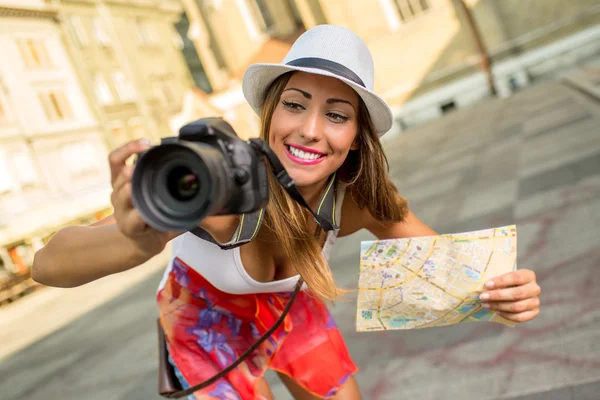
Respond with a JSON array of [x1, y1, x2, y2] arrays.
[[109, 139, 182, 258]]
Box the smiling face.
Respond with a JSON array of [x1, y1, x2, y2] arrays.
[[268, 72, 360, 189]]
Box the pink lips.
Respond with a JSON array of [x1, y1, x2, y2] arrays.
[[284, 145, 326, 166]]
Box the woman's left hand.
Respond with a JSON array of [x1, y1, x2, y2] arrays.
[[479, 269, 541, 323]]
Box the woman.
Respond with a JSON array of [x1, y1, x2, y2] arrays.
[[32, 25, 541, 399]]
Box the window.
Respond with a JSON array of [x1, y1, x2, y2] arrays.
[[155, 79, 175, 106], [440, 100, 457, 114], [68, 16, 90, 47], [128, 118, 146, 140], [0, 97, 6, 121], [8, 245, 33, 275], [394, 0, 430, 21], [111, 126, 129, 147], [194, 8, 227, 69], [61, 142, 98, 177], [0, 76, 9, 121], [91, 17, 111, 46], [172, 32, 184, 50], [16, 39, 52, 68], [39, 91, 73, 121], [93, 74, 114, 105], [111, 72, 137, 102], [135, 18, 158, 46], [12, 151, 40, 188], [0, 151, 14, 194], [161, 83, 175, 105], [252, 0, 275, 33], [0, 248, 15, 274], [237, 0, 262, 41]]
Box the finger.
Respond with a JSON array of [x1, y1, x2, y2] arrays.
[[111, 165, 134, 193], [480, 281, 541, 302], [109, 139, 151, 185], [122, 209, 148, 238], [111, 181, 134, 217], [481, 297, 540, 313], [484, 269, 536, 289], [496, 308, 540, 323]]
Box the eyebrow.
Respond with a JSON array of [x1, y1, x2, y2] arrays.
[[283, 88, 311, 98], [326, 98, 354, 107], [283, 88, 355, 109]]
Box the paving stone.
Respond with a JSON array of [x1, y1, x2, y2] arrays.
[[3, 77, 600, 400]]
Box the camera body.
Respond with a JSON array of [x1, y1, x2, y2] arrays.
[[131, 117, 269, 232]]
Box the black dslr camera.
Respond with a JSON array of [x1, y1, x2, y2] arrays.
[[131, 118, 268, 232]]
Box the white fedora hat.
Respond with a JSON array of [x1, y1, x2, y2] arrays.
[[242, 24, 393, 136]]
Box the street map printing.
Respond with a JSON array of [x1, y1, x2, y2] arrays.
[[356, 226, 517, 332]]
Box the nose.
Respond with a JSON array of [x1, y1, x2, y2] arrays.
[[299, 109, 324, 142]]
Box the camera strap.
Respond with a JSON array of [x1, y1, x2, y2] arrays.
[[160, 277, 304, 398], [190, 139, 338, 250], [161, 139, 338, 398], [248, 138, 337, 232]]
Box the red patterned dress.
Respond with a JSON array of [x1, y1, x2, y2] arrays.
[[157, 257, 358, 399]]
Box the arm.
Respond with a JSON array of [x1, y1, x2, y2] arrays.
[[342, 192, 540, 324], [32, 216, 154, 288], [339, 192, 437, 239], [33, 212, 239, 289], [32, 213, 239, 288], [32, 140, 170, 288], [32, 139, 241, 288], [364, 209, 437, 239]]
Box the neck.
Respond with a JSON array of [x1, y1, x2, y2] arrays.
[[297, 176, 332, 210]]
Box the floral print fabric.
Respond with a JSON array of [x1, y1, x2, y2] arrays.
[[157, 257, 358, 399]]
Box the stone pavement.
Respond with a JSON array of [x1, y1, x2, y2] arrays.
[[1, 71, 599, 400]]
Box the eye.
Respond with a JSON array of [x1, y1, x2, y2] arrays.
[[327, 112, 349, 123], [282, 100, 304, 111]]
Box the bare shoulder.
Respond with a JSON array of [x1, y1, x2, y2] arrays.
[[339, 187, 437, 239], [338, 188, 369, 237]]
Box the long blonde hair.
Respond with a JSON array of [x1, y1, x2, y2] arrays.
[[259, 72, 408, 300]]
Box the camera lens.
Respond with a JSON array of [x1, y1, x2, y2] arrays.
[[131, 141, 232, 231], [167, 166, 200, 201]]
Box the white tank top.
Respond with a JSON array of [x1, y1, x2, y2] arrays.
[[157, 188, 345, 294]]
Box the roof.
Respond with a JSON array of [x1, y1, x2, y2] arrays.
[[232, 29, 304, 81]]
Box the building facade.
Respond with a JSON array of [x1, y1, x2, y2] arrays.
[[1, 0, 599, 299], [0, 0, 112, 289], [0, 0, 197, 301], [49, 0, 195, 147], [179, 0, 600, 136]]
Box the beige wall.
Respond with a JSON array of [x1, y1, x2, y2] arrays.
[[0, 6, 111, 249], [179, 0, 600, 135], [489, 0, 599, 43], [320, 0, 390, 42], [293, 0, 327, 29], [259, 0, 298, 37], [181, 0, 301, 90], [53, 0, 196, 146], [200, 0, 266, 73], [313, 0, 600, 104]]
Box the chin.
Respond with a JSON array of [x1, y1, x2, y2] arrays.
[[287, 172, 317, 187], [287, 168, 330, 188]]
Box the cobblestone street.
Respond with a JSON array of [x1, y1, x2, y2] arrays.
[[1, 70, 599, 400]]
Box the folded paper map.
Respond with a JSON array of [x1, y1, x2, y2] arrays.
[[356, 225, 517, 332]]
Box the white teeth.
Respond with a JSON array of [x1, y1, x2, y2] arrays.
[[288, 145, 322, 160]]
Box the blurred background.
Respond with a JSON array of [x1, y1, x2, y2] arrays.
[[0, 1, 599, 399]]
